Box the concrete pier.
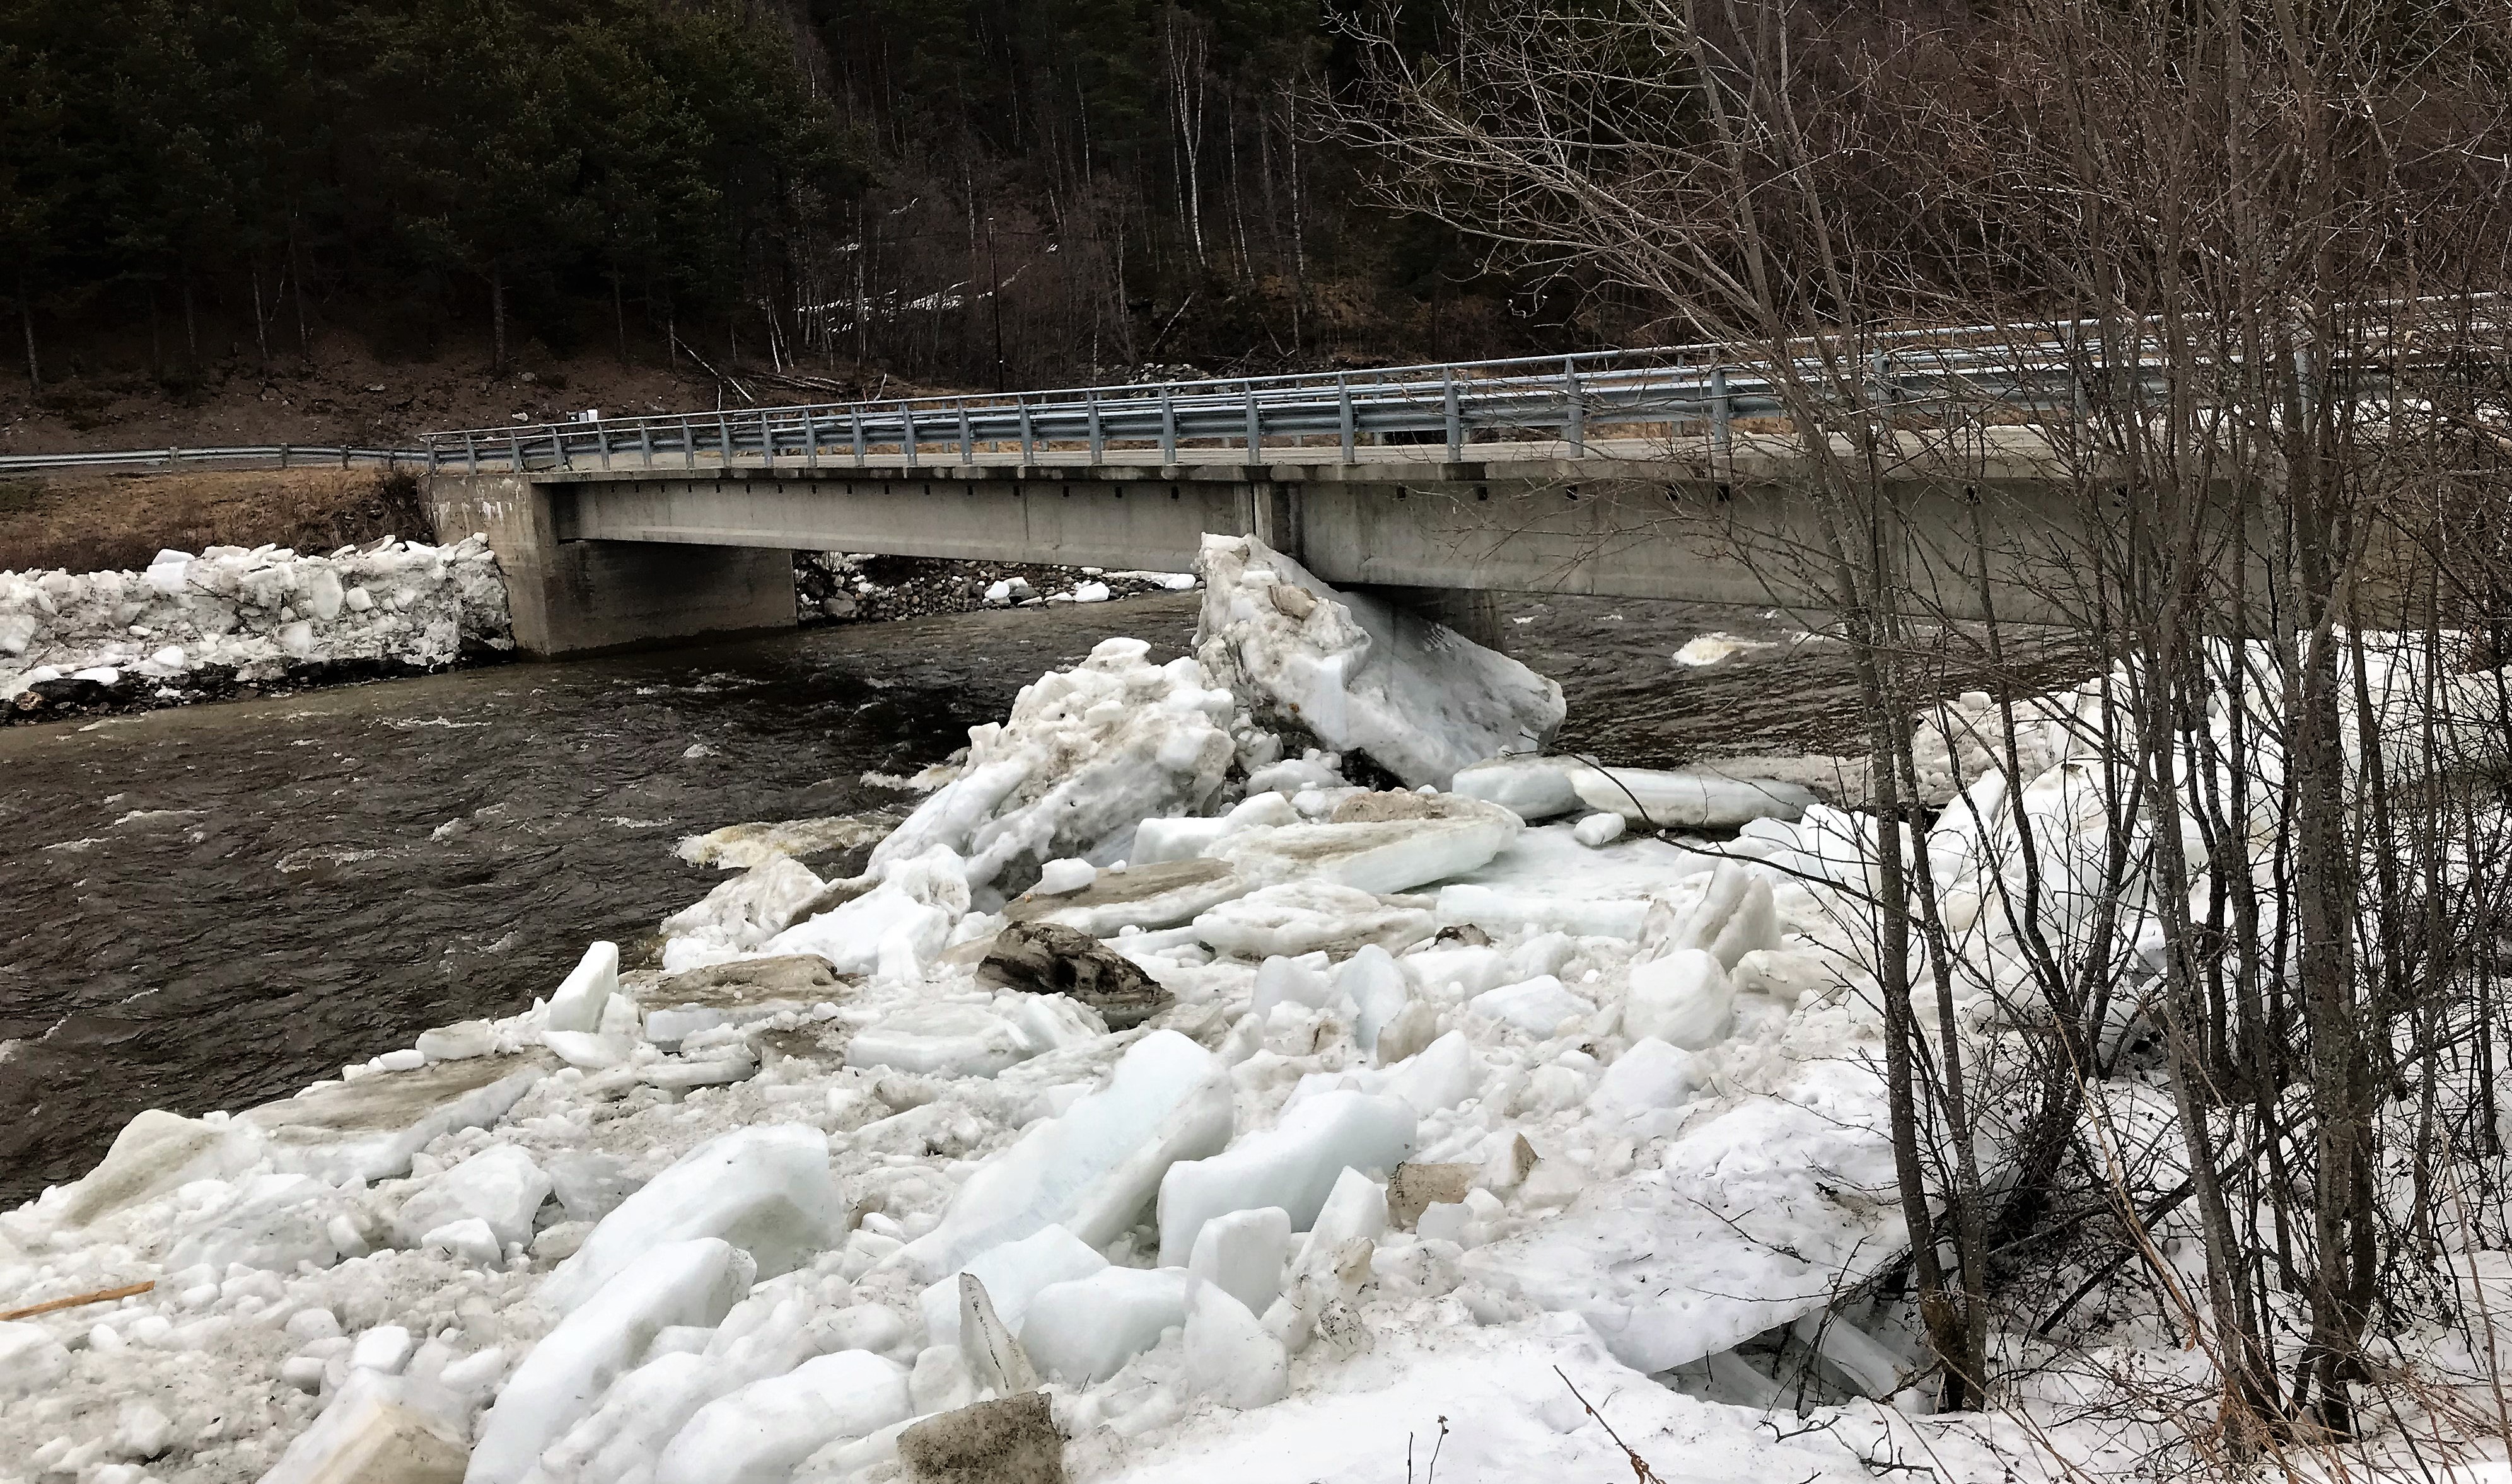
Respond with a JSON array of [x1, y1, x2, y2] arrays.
[[426, 473, 796, 655]]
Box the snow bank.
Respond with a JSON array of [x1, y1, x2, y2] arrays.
[[0, 536, 512, 705]]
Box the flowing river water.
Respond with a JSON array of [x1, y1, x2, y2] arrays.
[[0, 591, 1892, 1208]]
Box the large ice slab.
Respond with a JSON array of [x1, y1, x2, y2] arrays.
[[260, 1371, 470, 1484], [760, 852, 965, 980], [1195, 534, 1564, 788], [639, 954, 849, 1046], [55, 1108, 265, 1226], [545, 941, 620, 1034], [1465, 975, 1598, 1037], [914, 1224, 1110, 1343], [1194, 882, 1438, 960], [468, 1238, 755, 1484], [1003, 856, 1250, 935], [1158, 1090, 1417, 1265], [542, 1123, 840, 1312], [1207, 794, 1520, 895], [1098, 1318, 1965, 1484], [392, 1143, 551, 1250], [1021, 1266, 1194, 1384], [658, 857, 827, 970], [844, 994, 1104, 1079], [1566, 763, 1818, 828], [1450, 756, 1585, 821], [897, 1029, 1235, 1281], [238, 1052, 551, 1184], [653, 1350, 912, 1484], [1458, 1060, 1907, 1374]]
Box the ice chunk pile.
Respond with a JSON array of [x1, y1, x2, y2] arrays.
[[2, 530, 2127, 1484], [863, 636, 1238, 894], [1195, 533, 1564, 787], [0, 535, 511, 702]]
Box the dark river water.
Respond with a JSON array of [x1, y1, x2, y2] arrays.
[[0, 591, 1879, 1207]]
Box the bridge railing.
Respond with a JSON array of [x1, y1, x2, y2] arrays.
[[419, 311, 2449, 476], [0, 444, 429, 475]]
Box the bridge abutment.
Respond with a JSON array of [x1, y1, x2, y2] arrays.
[[427, 473, 796, 656]]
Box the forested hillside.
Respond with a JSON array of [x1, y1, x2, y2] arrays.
[[0, 0, 1612, 414]]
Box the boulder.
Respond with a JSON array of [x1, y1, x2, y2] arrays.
[[977, 921, 1172, 1030], [897, 1391, 1067, 1484]]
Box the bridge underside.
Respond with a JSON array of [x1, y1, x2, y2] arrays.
[[424, 456, 2176, 656]]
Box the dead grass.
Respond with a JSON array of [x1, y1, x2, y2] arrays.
[[0, 467, 431, 574]]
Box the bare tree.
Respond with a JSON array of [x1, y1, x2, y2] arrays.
[[1326, 0, 2512, 1453]]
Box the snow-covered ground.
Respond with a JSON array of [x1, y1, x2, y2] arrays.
[[0, 538, 512, 705], [2, 532, 2504, 1484]]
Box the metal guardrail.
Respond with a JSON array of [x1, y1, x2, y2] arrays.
[[15, 301, 2469, 480], [0, 445, 429, 475], [416, 333, 2130, 476]]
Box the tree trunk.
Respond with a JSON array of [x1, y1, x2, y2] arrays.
[[490, 260, 508, 371], [289, 217, 310, 357], [251, 260, 272, 369], [18, 276, 37, 393]]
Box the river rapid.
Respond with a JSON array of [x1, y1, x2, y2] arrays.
[[0, 591, 1888, 1208]]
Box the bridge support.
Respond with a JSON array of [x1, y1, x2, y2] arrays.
[[427, 473, 796, 656], [1354, 585, 1509, 652]]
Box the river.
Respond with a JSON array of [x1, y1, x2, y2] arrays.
[[0, 591, 1888, 1208]]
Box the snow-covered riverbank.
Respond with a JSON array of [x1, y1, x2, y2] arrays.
[[0, 539, 512, 721], [3, 531, 2503, 1484]]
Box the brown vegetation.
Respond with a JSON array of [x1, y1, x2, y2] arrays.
[[0, 467, 433, 575]]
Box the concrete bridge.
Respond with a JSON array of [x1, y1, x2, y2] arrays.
[[410, 343, 2225, 654]]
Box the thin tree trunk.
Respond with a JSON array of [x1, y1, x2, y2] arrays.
[[490, 260, 508, 371], [289, 216, 310, 357], [18, 275, 38, 393]]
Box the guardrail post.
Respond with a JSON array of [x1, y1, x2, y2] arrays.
[[678, 417, 695, 468], [597, 422, 612, 471], [956, 400, 974, 463], [716, 412, 734, 466], [509, 432, 525, 471], [904, 405, 919, 468], [1088, 395, 1105, 461], [1160, 387, 1178, 463], [1711, 365, 1732, 472], [638, 422, 654, 469], [464, 434, 479, 473], [1337, 374, 1355, 461], [1243, 382, 1260, 458], [1562, 357, 1585, 454], [803, 410, 819, 469], [1443, 369, 1462, 461], [852, 409, 866, 466], [1018, 397, 1035, 463], [279, 443, 291, 470]]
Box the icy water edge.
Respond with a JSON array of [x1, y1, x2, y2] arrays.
[[0, 592, 1878, 1207]]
